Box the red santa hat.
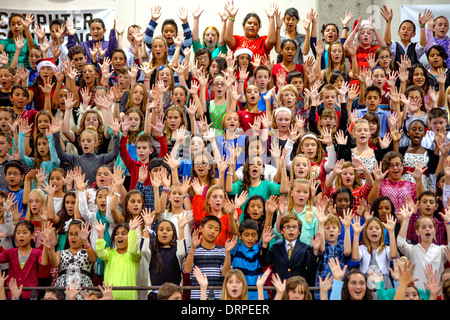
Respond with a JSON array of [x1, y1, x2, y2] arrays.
[[36, 58, 58, 74], [233, 47, 253, 60]]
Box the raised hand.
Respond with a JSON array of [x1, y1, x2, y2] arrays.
[[328, 257, 347, 281]]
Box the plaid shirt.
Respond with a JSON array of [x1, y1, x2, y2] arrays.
[[406, 212, 448, 246], [314, 240, 351, 300]]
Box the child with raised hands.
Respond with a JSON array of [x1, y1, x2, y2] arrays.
[[259, 215, 322, 290], [183, 216, 237, 300], [40, 220, 96, 300], [270, 273, 313, 300], [368, 152, 427, 212], [335, 118, 392, 184], [17, 117, 60, 190], [141, 209, 191, 300], [229, 219, 268, 300], [396, 199, 450, 291], [53, 116, 120, 186], [192, 183, 241, 247], [119, 113, 168, 190], [0, 220, 45, 299], [66, 18, 118, 64], [323, 158, 374, 213], [0, 13, 36, 68], [144, 6, 193, 61], [191, 5, 228, 58], [93, 215, 142, 300], [74, 172, 121, 284], [157, 177, 194, 248], [225, 148, 289, 213], [224, 1, 278, 59], [314, 207, 353, 300], [351, 214, 399, 299], [343, 16, 387, 78], [326, 257, 371, 300]]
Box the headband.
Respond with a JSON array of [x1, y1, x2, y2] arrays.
[[301, 133, 318, 142], [274, 107, 292, 117]]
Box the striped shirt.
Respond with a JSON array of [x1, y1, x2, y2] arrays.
[[207, 100, 227, 131], [231, 241, 266, 300], [185, 244, 226, 300]]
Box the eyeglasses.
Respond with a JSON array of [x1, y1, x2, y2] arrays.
[[388, 163, 403, 169], [283, 225, 299, 231], [6, 172, 21, 177], [196, 56, 209, 61], [378, 55, 391, 60], [212, 82, 226, 88], [194, 162, 209, 167]]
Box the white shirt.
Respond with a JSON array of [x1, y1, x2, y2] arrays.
[[397, 236, 449, 290], [285, 239, 297, 253]]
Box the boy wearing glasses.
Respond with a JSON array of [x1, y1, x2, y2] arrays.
[[259, 214, 322, 291], [2, 160, 26, 219]]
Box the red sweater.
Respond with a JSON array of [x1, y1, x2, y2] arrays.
[[192, 194, 231, 247], [0, 248, 42, 299], [119, 134, 169, 189]]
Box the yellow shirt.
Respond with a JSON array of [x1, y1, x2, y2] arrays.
[[96, 229, 141, 300]]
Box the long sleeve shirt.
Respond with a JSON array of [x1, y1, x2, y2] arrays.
[[96, 229, 141, 300], [119, 134, 168, 189], [66, 30, 118, 64], [18, 132, 60, 189], [53, 131, 120, 186]]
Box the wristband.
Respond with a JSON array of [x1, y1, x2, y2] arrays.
[[226, 171, 234, 176], [420, 24, 426, 28], [228, 17, 235, 21], [83, 243, 91, 249], [342, 26, 349, 31], [114, 192, 121, 197], [162, 187, 170, 193]]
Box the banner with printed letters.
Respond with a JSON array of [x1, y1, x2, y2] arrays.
[[0, 8, 115, 42]]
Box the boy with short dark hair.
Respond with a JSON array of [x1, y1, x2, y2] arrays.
[[356, 85, 391, 137], [229, 219, 267, 300], [144, 7, 192, 64], [253, 65, 272, 112], [68, 45, 87, 85], [120, 127, 168, 189], [2, 160, 26, 219], [287, 70, 305, 116], [183, 215, 236, 300], [259, 214, 321, 290], [422, 108, 449, 150], [381, 6, 433, 70], [405, 191, 447, 245]]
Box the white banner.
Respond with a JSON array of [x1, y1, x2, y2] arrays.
[[400, 5, 450, 66], [0, 8, 115, 42], [400, 4, 450, 43]]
